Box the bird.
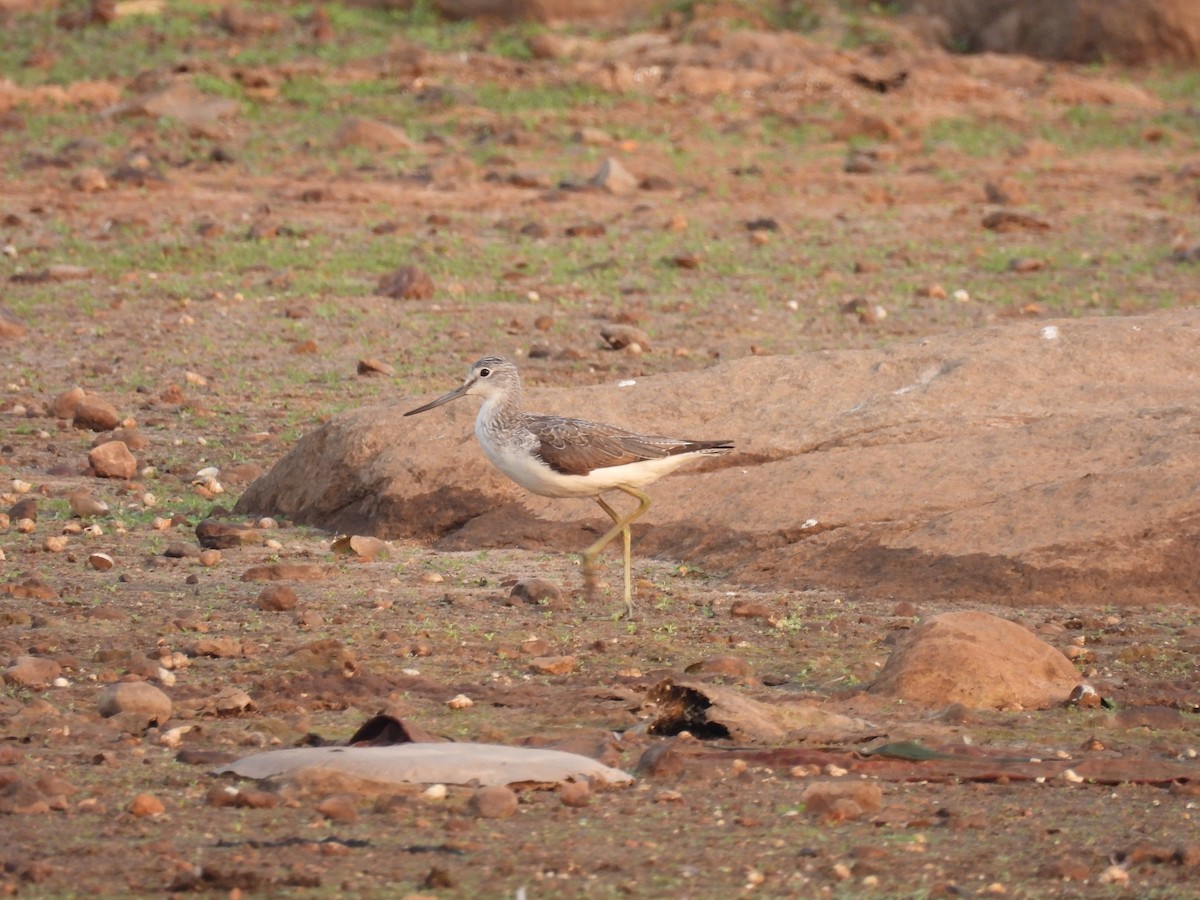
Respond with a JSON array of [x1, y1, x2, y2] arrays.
[[404, 356, 733, 617]]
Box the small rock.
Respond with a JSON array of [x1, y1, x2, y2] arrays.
[[801, 781, 883, 823], [256, 584, 298, 611], [729, 599, 776, 623], [71, 167, 109, 193], [316, 795, 359, 822], [0, 305, 28, 339], [447, 694, 473, 710], [559, 780, 591, 808], [98, 682, 172, 726], [128, 793, 165, 817], [198, 549, 221, 567], [529, 655, 576, 676], [982, 209, 1051, 233], [574, 126, 613, 145], [509, 578, 564, 608], [590, 157, 638, 195], [189, 638, 243, 659], [72, 395, 120, 432], [466, 785, 518, 819], [378, 265, 434, 300], [196, 519, 262, 549], [844, 148, 882, 174], [600, 323, 651, 352], [684, 655, 754, 679], [1007, 257, 1048, 273], [4, 656, 63, 689], [333, 116, 413, 151], [357, 358, 395, 377], [88, 441, 136, 479], [68, 490, 109, 518], [9, 497, 37, 522], [52, 386, 86, 418], [42, 535, 68, 553], [240, 563, 324, 582], [88, 552, 115, 571]]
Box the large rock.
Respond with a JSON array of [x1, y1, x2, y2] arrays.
[[869, 611, 1079, 709], [910, 0, 1200, 66], [236, 309, 1200, 607]]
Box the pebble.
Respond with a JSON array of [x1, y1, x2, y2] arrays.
[[197, 549, 221, 567], [467, 785, 518, 819], [447, 694, 474, 709]]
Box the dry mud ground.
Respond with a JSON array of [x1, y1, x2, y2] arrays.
[[1, 3, 1200, 897]]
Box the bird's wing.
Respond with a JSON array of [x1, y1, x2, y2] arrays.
[[528, 415, 682, 476]]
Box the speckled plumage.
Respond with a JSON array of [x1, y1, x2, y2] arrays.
[[404, 356, 733, 615]]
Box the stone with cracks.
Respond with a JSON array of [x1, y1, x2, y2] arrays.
[[869, 611, 1080, 710], [235, 309, 1200, 609]]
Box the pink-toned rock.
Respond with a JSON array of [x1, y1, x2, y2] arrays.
[[87, 441, 136, 479], [869, 611, 1079, 710]]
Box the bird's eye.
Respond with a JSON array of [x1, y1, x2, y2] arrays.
[[479, 368, 491, 377]]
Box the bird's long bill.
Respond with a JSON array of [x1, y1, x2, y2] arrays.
[[403, 383, 468, 417]]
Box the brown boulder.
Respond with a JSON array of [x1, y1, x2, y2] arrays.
[[869, 611, 1079, 710], [236, 309, 1200, 609], [912, 0, 1200, 66]]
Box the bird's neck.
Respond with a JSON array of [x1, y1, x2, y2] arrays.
[[477, 389, 522, 433]]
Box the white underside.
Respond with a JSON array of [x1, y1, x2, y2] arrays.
[[479, 434, 708, 499]]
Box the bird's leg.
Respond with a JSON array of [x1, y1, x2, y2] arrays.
[[582, 484, 652, 618]]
